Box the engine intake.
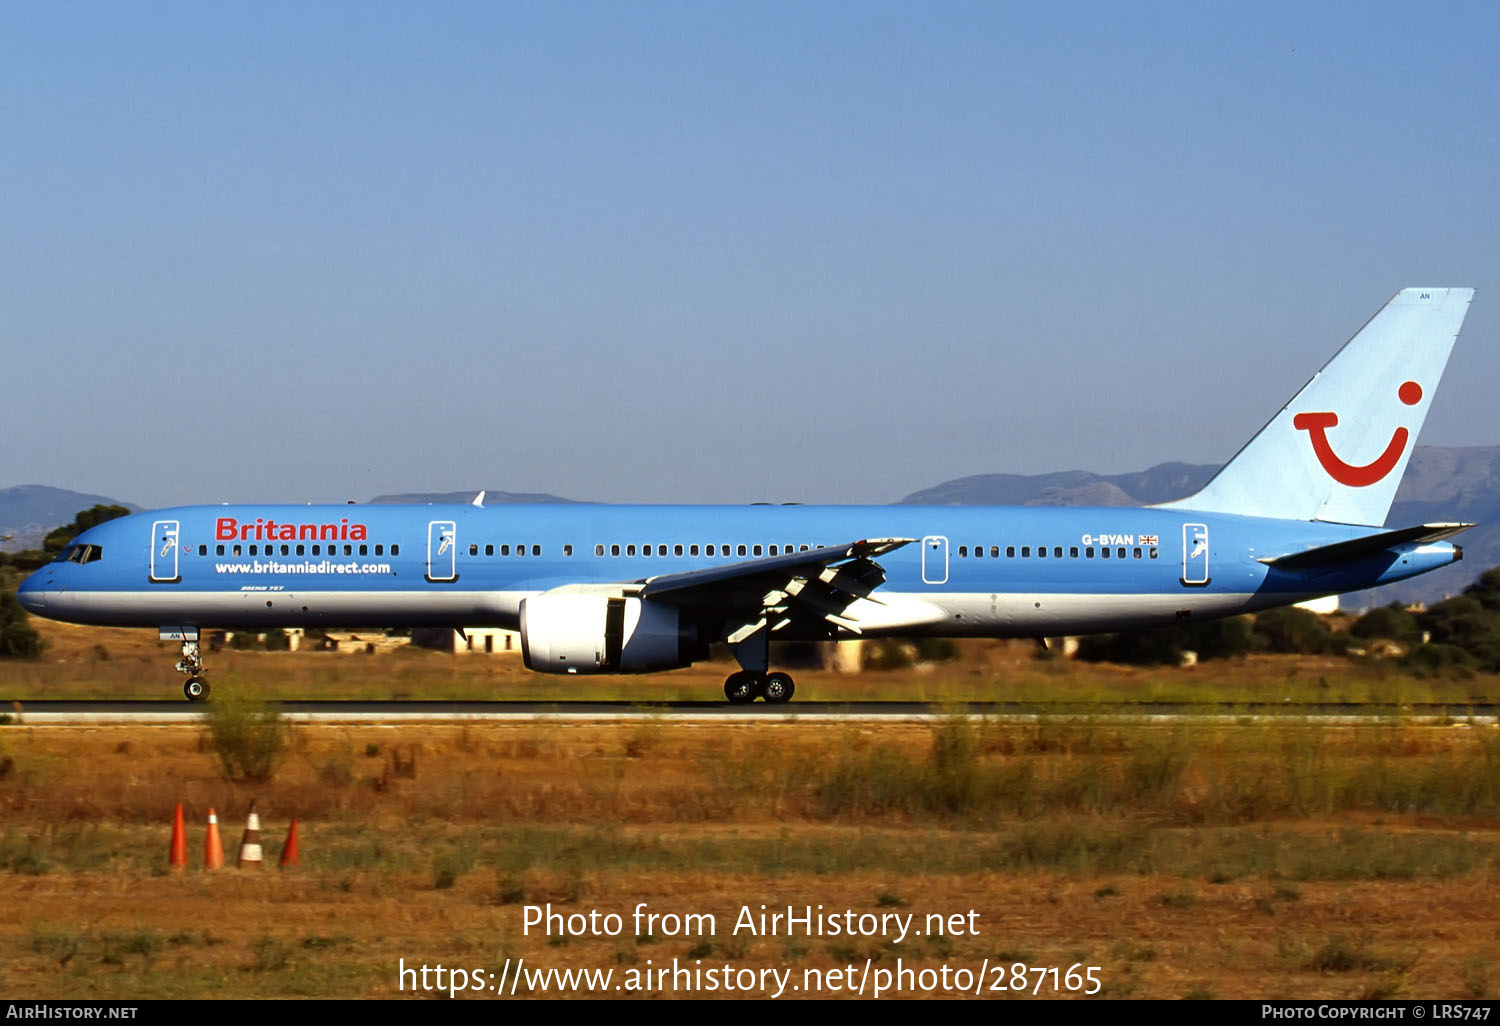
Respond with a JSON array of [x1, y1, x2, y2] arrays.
[[520, 594, 703, 673]]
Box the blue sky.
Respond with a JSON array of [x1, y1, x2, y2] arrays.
[[3, 1, 1497, 507]]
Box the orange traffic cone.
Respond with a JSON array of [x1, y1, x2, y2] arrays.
[[169, 803, 187, 871], [278, 818, 300, 868], [204, 808, 225, 870], [237, 802, 263, 869]]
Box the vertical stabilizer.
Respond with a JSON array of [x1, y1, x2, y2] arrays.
[[1156, 288, 1474, 525]]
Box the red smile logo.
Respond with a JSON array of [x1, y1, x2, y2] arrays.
[[1293, 381, 1422, 487]]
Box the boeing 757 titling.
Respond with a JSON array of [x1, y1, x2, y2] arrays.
[[18, 288, 1477, 702]]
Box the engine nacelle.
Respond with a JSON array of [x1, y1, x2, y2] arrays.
[[519, 594, 703, 674]]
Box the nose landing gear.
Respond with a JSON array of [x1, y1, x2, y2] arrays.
[[167, 630, 210, 702]]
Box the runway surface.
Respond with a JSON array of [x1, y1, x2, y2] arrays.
[[4, 699, 1497, 725]]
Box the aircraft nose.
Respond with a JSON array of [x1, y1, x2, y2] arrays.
[[16, 573, 48, 613]]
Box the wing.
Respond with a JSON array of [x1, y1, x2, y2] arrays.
[[639, 537, 915, 641]]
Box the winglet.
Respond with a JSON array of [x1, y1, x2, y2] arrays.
[[472, 491, 486, 508]]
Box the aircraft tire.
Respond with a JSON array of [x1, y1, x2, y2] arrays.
[[184, 677, 211, 702], [762, 672, 795, 704], [724, 672, 758, 705]]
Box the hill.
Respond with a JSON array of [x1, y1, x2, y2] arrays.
[[366, 490, 580, 505], [0, 485, 141, 551]]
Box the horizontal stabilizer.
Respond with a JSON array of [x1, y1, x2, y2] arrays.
[[1259, 523, 1472, 570]]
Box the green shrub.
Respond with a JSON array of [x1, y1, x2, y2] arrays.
[[0, 591, 44, 659], [1253, 607, 1337, 654], [203, 679, 288, 782]]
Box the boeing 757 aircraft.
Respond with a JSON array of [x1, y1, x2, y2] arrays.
[[18, 288, 1477, 702]]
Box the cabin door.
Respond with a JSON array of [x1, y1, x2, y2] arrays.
[[426, 521, 458, 582], [150, 520, 180, 583], [1180, 523, 1210, 586]]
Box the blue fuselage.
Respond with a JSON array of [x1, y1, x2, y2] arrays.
[[17, 503, 1460, 638]]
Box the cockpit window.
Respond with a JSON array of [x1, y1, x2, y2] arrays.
[[52, 545, 102, 564]]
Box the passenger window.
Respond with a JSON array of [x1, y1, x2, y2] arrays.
[[469, 544, 478, 556], [280, 545, 288, 556], [1101, 547, 1110, 558], [198, 544, 207, 556], [800, 545, 810, 551], [344, 545, 353, 556], [216, 545, 225, 556], [516, 543, 524, 557], [627, 544, 636, 556], [610, 544, 620, 557], [484, 544, 493, 556], [641, 545, 650, 558], [299, 545, 307, 556], [975, 545, 983, 559], [501, 544, 511, 556], [392, 544, 399, 556], [1086, 547, 1094, 558], [958, 546, 968, 557], [1070, 546, 1078, 558], [1007, 546, 1015, 558], [706, 544, 715, 556], [990, 546, 999, 557], [533, 545, 541, 556], [753, 544, 763, 556], [674, 544, 683, 556], [1038, 546, 1046, 558], [312, 545, 320, 555], [376, 544, 384, 556], [1134, 547, 1142, 559], [769, 545, 778, 556], [737, 544, 747, 556], [1118, 548, 1126, 559], [1150, 547, 1159, 559], [1054, 547, 1062, 558], [563, 544, 572, 556], [1021, 547, 1030, 557], [690, 544, 700, 556], [595, 544, 604, 556], [234, 545, 242, 556]]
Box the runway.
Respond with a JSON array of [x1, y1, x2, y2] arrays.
[[4, 699, 1497, 725]]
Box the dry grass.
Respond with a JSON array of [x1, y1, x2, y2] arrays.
[[1, 717, 1500, 998]]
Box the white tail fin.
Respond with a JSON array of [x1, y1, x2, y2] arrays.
[[1156, 288, 1475, 526]]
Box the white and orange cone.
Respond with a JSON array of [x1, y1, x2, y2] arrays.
[[236, 802, 263, 869], [204, 808, 225, 870]]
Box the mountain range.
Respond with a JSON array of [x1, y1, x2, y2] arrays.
[[7, 446, 1497, 609]]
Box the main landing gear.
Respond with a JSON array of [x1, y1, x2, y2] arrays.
[[723, 670, 795, 705], [175, 638, 211, 703]]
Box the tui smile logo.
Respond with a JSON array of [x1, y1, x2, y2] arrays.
[[1292, 381, 1422, 487]]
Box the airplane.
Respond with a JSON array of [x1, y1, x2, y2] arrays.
[[17, 287, 1477, 703]]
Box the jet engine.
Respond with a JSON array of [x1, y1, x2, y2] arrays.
[[519, 594, 705, 673]]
